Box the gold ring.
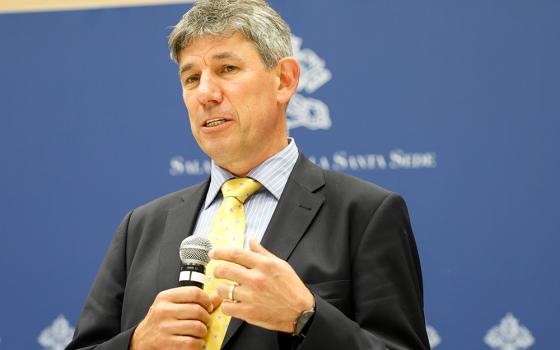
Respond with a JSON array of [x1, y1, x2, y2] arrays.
[[228, 284, 236, 301]]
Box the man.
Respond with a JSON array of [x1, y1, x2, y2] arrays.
[[67, 0, 430, 349]]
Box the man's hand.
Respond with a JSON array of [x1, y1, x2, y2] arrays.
[[129, 287, 221, 350], [211, 239, 314, 333]]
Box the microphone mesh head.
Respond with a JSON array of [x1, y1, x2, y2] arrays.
[[179, 236, 212, 265]]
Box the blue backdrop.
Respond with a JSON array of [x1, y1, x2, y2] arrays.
[[1, 1, 559, 349]]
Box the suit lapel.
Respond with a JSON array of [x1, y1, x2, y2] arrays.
[[222, 155, 325, 347], [260, 156, 325, 260], [157, 181, 209, 291]]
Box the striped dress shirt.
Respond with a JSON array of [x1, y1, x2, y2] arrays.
[[192, 138, 299, 249]]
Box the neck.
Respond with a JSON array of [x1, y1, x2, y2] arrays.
[[218, 138, 289, 177]]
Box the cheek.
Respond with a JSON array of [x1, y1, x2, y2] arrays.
[[183, 93, 193, 109], [187, 115, 196, 131], [183, 98, 198, 121], [245, 85, 276, 112], [183, 101, 199, 135]]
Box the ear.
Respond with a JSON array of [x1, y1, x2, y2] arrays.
[[276, 57, 300, 105]]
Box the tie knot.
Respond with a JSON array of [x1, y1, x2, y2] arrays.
[[221, 178, 262, 204]]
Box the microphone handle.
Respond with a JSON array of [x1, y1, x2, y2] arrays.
[[178, 263, 206, 289]]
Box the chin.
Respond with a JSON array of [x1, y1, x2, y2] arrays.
[[204, 147, 233, 164]]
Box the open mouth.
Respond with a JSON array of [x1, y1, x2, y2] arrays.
[[205, 118, 227, 127]]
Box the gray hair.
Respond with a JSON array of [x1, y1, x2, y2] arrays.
[[168, 0, 293, 69]]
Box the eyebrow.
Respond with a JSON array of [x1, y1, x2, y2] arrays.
[[179, 51, 244, 75]]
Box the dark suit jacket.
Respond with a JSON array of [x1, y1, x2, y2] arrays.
[[67, 154, 430, 350]]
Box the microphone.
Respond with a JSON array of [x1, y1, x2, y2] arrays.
[[178, 236, 212, 288]]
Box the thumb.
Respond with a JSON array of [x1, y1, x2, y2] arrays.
[[209, 293, 223, 312]]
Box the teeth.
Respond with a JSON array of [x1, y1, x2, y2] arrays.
[[205, 118, 226, 127]]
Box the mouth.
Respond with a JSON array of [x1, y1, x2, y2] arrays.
[[204, 118, 227, 128]]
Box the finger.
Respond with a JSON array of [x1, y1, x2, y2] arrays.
[[220, 298, 250, 317], [171, 335, 205, 349], [147, 300, 211, 326], [215, 284, 230, 302], [248, 239, 276, 258], [210, 293, 223, 311], [216, 283, 246, 303], [210, 247, 267, 269], [213, 261, 251, 285], [173, 304, 212, 325], [166, 319, 208, 338], [219, 299, 265, 328], [159, 287, 213, 312]]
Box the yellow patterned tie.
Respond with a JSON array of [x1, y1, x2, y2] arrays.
[[203, 177, 262, 350]]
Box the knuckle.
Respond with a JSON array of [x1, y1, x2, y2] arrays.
[[232, 248, 244, 260], [183, 336, 204, 349], [160, 320, 173, 333], [194, 320, 208, 337], [192, 304, 207, 320], [149, 302, 166, 317], [185, 286, 201, 299], [262, 255, 281, 270], [154, 289, 169, 302], [262, 258, 275, 270], [215, 263, 227, 276], [187, 287, 207, 306], [252, 273, 266, 287], [279, 259, 291, 269]]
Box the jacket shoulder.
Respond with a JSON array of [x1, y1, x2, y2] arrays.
[[323, 168, 392, 197], [303, 155, 395, 204], [131, 181, 208, 219]]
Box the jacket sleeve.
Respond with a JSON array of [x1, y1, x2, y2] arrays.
[[297, 193, 430, 350], [65, 211, 136, 350]]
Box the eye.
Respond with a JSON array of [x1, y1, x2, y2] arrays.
[[183, 75, 199, 86], [223, 65, 238, 73]]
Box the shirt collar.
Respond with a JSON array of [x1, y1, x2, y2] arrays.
[[204, 138, 299, 208]]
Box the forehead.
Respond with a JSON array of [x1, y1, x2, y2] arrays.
[[178, 32, 261, 67]]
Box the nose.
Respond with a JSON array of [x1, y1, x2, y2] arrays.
[[196, 72, 223, 106]]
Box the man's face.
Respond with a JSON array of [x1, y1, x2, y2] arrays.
[[178, 32, 288, 175]]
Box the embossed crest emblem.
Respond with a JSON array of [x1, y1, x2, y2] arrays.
[[287, 35, 332, 131], [38, 315, 74, 350], [484, 313, 535, 350]]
